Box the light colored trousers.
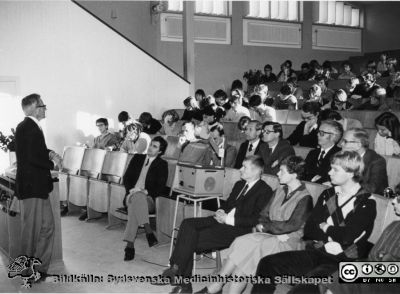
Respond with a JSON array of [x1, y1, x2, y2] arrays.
[[20, 197, 55, 273], [123, 191, 155, 243]]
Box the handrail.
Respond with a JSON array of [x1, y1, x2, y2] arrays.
[[71, 0, 190, 84]]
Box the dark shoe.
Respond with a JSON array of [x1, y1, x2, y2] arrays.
[[194, 287, 222, 294], [78, 211, 87, 221], [151, 265, 179, 285], [170, 283, 193, 294], [146, 232, 158, 247], [124, 247, 135, 261], [60, 206, 68, 216]]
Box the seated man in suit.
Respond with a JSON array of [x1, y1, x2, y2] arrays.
[[304, 120, 343, 184], [234, 120, 266, 169], [287, 101, 320, 148], [92, 118, 119, 150], [157, 155, 273, 293], [259, 121, 295, 175], [122, 136, 168, 261], [341, 128, 388, 195], [174, 121, 209, 165]]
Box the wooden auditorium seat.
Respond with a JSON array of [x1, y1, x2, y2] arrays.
[[68, 148, 107, 208], [163, 136, 179, 160], [58, 146, 85, 202], [87, 151, 128, 220]]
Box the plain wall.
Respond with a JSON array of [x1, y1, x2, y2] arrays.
[[0, 1, 189, 154], [78, 1, 364, 93], [363, 1, 400, 53]]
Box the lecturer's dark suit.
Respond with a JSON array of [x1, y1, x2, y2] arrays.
[[259, 139, 295, 175], [304, 145, 341, 183], [234, 140, 267, 169], [362, 149, 388, 195], [122, 154, 168, 242], [170, 179, 272, 277], [15, 117, 55, 273]]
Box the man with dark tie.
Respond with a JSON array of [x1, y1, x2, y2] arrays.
[[157, 155, 273, 293], [15, 93, 62, 281], [121, 136, 168, 261], [304, 120, 343, 184], [234, 120, 266, 169], [259, 121, 295, 175]]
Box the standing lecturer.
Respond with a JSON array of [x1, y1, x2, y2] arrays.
[[15, 94, 62, 280]]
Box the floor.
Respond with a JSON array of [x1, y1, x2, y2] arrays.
[[0, 211, 219, 293]]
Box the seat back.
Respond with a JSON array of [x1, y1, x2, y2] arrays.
[[275, 110, 289, 124], [328, 79, 348, 90], [223, 168, 241, 200], [99, 151, 128, 184], [78, 148, 107, 178], [369, 194, 391, 243], [293, 146, 313, 159], [163, 136, 179, 159], [61, 146, 85, 174], [303, 181, 329, 205]]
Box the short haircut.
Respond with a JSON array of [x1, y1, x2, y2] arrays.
[[348, 128, 370, 148], [126, 122, 143, 134], [152, 136, 168, 156], [214, 89, 228, 100], [301, 62, 310, 69], [262, 121, 283, 138], [363, 73, 376, 83], [334, 89, 347, 102], [210, 123, 224, 136], [243, 155, 264, 172], [237, 116, 251, 131], [331, 150, 364, 183], [284, 60, 292, 68], [249, 120, 263, 131], [319, 109, 343, 121], [118, 111, 130, 123], [183, 96, 195, 107], [202, 105, 216, 117], [315, 75, 328, 86], [21, 93, 41, 109], [96, 118, 108, 126], [280, 85, 292, 96], [281, 155, 306, 180], [309, 84, 322, 97], [249, 95, 262, 107], [138, 112, 152, 125], [342, 61, 352, 69], [322, 60, 332, 70], [195, 89, 206, 98], [231, 79, 243, 91], [264, 64, 272, 71], [302, 101, 321, 115], [162, 109, 180, 123], [320, 120, 344, 143]]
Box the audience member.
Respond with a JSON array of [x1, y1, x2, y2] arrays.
[[254, 84, 269, 104], [374, 112, 400, 156], [341, 128, 388, 194], [304, 120, 343, 184], [181, 96, 203, 122], [159, 109, 181, 136], [120, 122, 151, 155], [355, 87, 388, 110], [361, 60, 381, 79], [159, 156, 273, 293], [195, 89, 206, 106], [204, 123, 237, 167], [277, 60, 296, 82], [308, 64, 323, 81], [259, 122, 295, 175], [261, 64, 277, 83], [345, 77, 360, 96], [252, 151, 377, 294], [92, 118, 119, 150], [377, 52, 388, 73], [237, 115, 251, 133], [287, 101, 320, 148], [322, 60, 338, 80], [197, 156, 312, 294], [274, 85, 297, 110], [224, 94, 251, 122], [318, 109, 362, 131], [138, 112, 162, 135], [287, 77, 304, 101], [248, 94, 276, 122], [382, 57, 397, 77], [121, 136, 168, 261], [338, 61, 356, 79], [330, 89, 352, 110], [231, 79, 243, 92], [386, 71, 400, 97], [307, 84, 322, 105], [195, 105, 219, 139], [351, 73, 380, 99], [234, 120, 266, 169], [174, 121, 208, 164], [316, 76, 335, 107], [322, 182, 400, 294], [117, 110, 133, 142], [214, 89, 230, 110], [297, 62, 312, 81]]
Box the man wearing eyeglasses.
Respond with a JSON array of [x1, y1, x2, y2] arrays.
[[341, 128, 388, 195], [15, 93, 62, 282], [304, 120, 343, 184], [92, 118, 119, 150]]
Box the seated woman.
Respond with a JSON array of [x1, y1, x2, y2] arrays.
[[204, 123, 237, 168], [195, 156, 313, 294], [307, 84, 323, 106], [120, 122, 151, 154], [374, 112, 400, 156], [252, 151, 377, 294], [158, 109, 182, 136]]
